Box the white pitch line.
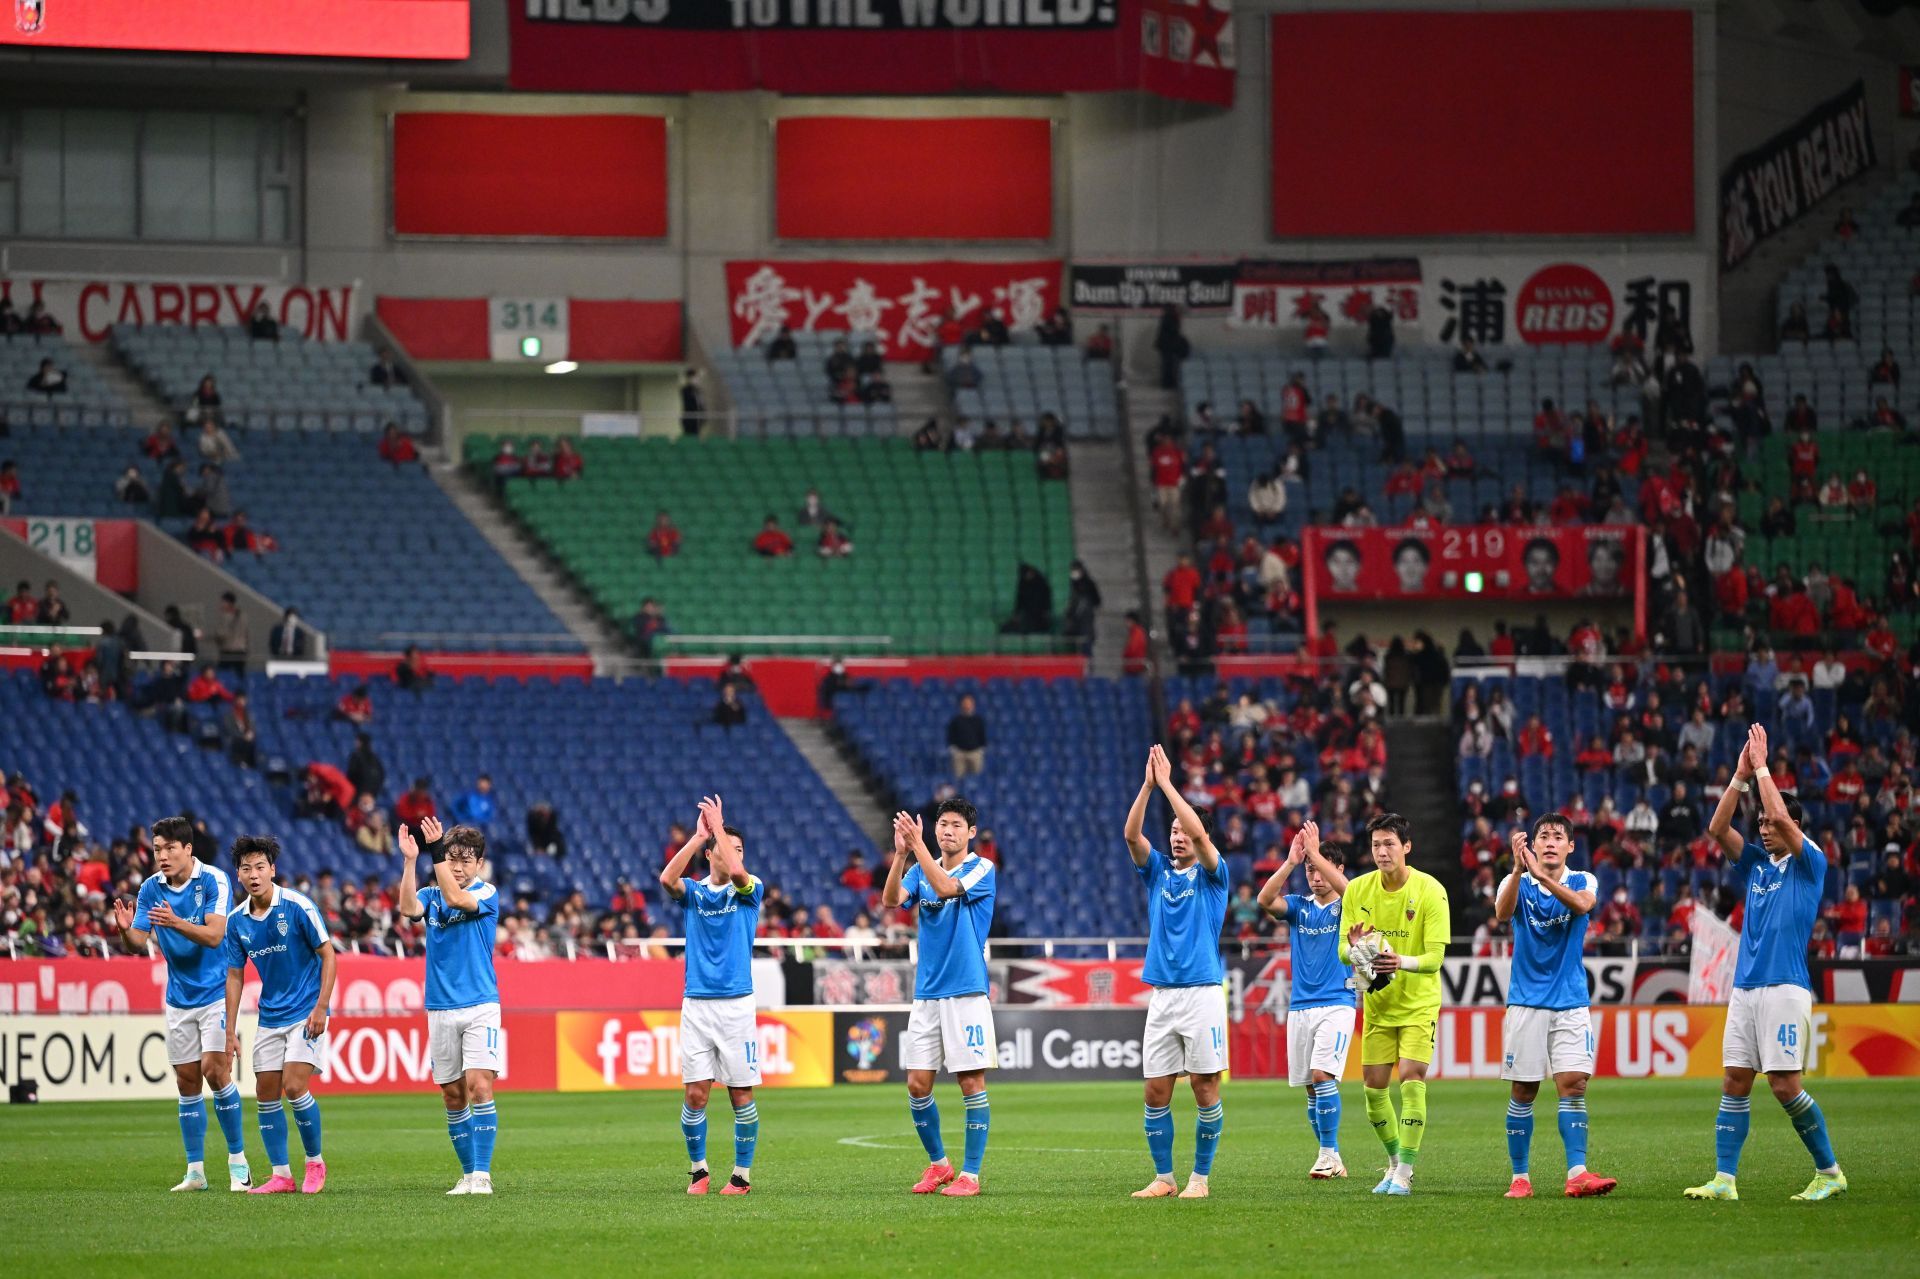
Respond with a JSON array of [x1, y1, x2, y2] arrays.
[[837, 1134, 1117, 1154]]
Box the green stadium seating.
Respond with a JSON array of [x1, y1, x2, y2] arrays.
[[477, 436, 1077, 656]]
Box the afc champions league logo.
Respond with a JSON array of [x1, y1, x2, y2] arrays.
[[15, 0, 45, 35]]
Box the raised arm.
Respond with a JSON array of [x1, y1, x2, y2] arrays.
[[658, 807, 711, 901], [704, 795, 752, 891], [1749, 724, 1806, 854], [905, 815, 964, 899], [396, 822, 425, 920], [1152, 743, 1219, 871], [112, 896, 151, 953], [1257, 830, 1306, 919], [880, 814, 913, 909], [1123, 750, 1156, 866], [1300, 820, 1347, 896], [1706, 726, 1757, 858], [423, 816, 479, 914], [1494, 830, 1528, 923]]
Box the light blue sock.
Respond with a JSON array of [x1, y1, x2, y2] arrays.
[[1714, 1093, 1750, 1177], [909, 1093, 946, 1163], [212, 1082, 246, 1157], [446, 1106, 475, 1174], [1558, 1096, 1589, 1172], [1314, 1081, 1342, 1152], [469, 1101, 498, 1174], [732, 1100, 759, 1174], [1144, 1103, 1175, 1176], [289, 1091, 322, 1159], [1194, 1100, 1224, 1175], [177, 1096, 207, 1164], [257, 1099, 290, 1169], [681, 1104, 709, 1169], [961, 1089, 990, 1177], [1782, 1091, 1837, 1170], [1506, 1098, 1534, 1176]]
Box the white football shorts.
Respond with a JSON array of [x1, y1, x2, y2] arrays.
[[252, 1020, 327, 1075], [1501, 1005, 1595, 1081], [1143, 984, 1230, 1078], [1723, 984, 1816, 1074], [165, 1001, 227, 1066], [902, 995, 996, 1074], [427, 1002, 503, 1085], [680, 995, 762, 1087], [1287, 1003, 1357, 1086]]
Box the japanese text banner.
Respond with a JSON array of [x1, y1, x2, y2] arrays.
[[725, 259, 1061, 359], [1303, 525, 1640, 601]]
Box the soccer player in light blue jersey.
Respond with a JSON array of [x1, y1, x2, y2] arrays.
[[223, 835, 336, 1195], [1124, 743, 1230, 1200], [1686, 724, 1847, 1203], [881, 797, 996, 1197], [1494, 815, 1616, 1200], [660, 795, 764, 1197], [398, 815, 504, 1196], [1258, 819, 1354, 1181], [111, 814, 250, 1192]]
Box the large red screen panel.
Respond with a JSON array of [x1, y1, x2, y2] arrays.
[[776, 117, 1052, 241], [392, 114, 669, 239], [1269, 10, 1694, 237], [0, 0, 468, 58]]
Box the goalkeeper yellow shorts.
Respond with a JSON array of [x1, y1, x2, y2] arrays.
[[1361, 1020, 1436, 1067]]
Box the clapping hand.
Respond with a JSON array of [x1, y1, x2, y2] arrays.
[[111, 898, 135, 932], [1510, 829, 1535, 875], [420, 814, 444, 844], [398, 824, 418, 859], [1147, 744, 1173, 790]]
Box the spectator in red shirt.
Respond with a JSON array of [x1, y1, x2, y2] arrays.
[[1198, 504, 1234, 544], [1864, 615, 1897, 662], [1830, 883, 1869, 947], [1865, 918, 1900, 957], [1847, 469, 1878, 513], [837, 850, 872, 891], [1576, 734, 1613, 773], [1163, 554, 1201, 611], [817, 519, 853, 558], [1149, 436, 1185, 533], [752, 516, 794, 557], [1769, 587, 1820, 640], [1279, 374, 1310, 447], [221, 510, 273, 557], [7, 580, 37, 625], [1827, 762, 1866, 805], [647, 510, 681, 559], [394, 777, 437, 830], [333, 685, 374, 726], [975, 829, 1000, 865], [377, 423, 418, 467], [553, 437, 583, 482], [1714, 563, 1750, 623], [489, 439, 522, 495], [300, 762, 355, 820], [1517, 715, 1555, 759], [1122, 610, 1149, 676], [185, 665, 232, 703]]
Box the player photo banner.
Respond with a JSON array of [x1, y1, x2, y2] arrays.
[[724, 258, 1061, 359], [511, 0, 1235, 106], [553, 1010, 836, 1091], [1720, 80, 1875, 272], [1302, 525, 1641, 602], [1069, 262, 1236, 315]]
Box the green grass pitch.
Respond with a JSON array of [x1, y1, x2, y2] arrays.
[[0, 1079, 1910, 1277]]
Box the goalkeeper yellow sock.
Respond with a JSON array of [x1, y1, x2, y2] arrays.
[[1398, 1080, 1428, 1165], [1364, 1087, 1399, 1161]]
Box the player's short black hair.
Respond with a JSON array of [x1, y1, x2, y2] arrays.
[[934, 797, 979, 828], [231, 834, 279, 867], [1392, 538, 1431, 564], [445, 824, 487, 858], [1318, 841, 1350, 870], [1365, 812, 1412, 846], [150, 815, 194, 846], [1775, 794, 1805, 827], [1588, 537, 1622, 564], [1324, 538, 1361, 563], [1172, 808, 1214, 840], [1524, 537, 1560, 564], [1530, 813, 1573, 842]]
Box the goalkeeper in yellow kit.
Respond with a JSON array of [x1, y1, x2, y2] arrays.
[[1337, 812, 1451, 1196]]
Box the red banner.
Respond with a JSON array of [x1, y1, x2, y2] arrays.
[[725, 258, 1060, 358], [0, 278, 356, 344], [1302, 525, 1640, 601], [0, 956, 684, 1016], [510, 0, 1233, 107], [775, 117, 1053, 242]]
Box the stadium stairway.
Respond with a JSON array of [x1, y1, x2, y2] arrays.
[[430, 461, 629, 663], [1125, 383, 1186, 655], [778, 717, 895, 852], [74, 339, 172, 427], [1385, 720, 1468, 899], [886, 362, 951, 428], [1065, 436, 1146, 676]]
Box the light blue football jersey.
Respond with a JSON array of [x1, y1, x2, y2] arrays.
[[225, 886, 330, 1029], [1138, 850, 1228, 988], [681, 876, 764, 1000], [1283, 894, 1355, 1010], [133, 860, 232, 1009], [418, 881, 500, 1011], [1507, 871, 1593, 1011], [902, 855, 996, 1000], [1734, 836, 1825, 992]]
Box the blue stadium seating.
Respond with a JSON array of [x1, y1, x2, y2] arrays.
[[0, 332, 132, 428]]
